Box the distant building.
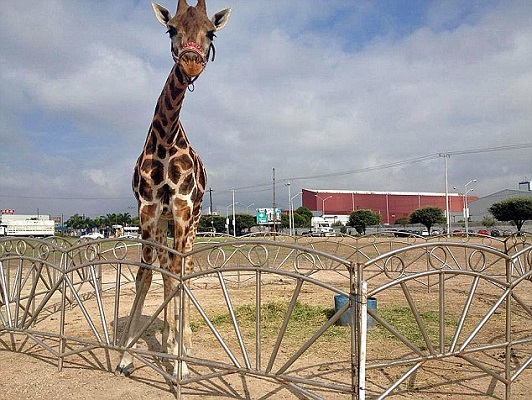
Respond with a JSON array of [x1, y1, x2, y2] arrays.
[[468, 188, 532, 221], [301, 189, 471, 225], [518, 181, 531, 192]]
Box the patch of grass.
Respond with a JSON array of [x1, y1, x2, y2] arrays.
[[193, 302, 458, 350], [371, 306, 457, 350], [193, 301, 348, 342]]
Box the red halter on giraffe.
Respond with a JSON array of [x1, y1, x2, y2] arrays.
[[115, 0, 231, 379]]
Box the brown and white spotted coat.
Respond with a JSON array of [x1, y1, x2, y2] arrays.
[[116, 0, 231, 378]]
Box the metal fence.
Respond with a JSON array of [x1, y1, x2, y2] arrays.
[[0, 234, 530, 399]]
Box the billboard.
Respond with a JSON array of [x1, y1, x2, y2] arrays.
[[256, 208, 281, 225]]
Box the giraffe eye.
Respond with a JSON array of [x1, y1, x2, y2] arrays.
[[166, 27, 177, 38], [206, 30, 216, 40]]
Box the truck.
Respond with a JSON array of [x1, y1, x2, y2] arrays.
[[0, 216, 55, 237], [309, 217, 335, 237]]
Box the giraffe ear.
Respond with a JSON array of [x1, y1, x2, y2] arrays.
[[211, 8, 231, 31], [152, 2, 172, 27]]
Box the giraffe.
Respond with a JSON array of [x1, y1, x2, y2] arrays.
[[115, 0, 231, 378]]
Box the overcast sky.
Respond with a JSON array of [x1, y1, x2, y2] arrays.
[[1, 0, 530, 219]]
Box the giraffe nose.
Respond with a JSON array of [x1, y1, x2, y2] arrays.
[[178, 42, 206, 77], [179, 54, 205, 77]]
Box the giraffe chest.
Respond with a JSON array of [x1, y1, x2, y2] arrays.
[[133, 145, 206, 206]]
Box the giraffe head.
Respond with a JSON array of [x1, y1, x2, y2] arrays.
[[152, 1, 231, 81]]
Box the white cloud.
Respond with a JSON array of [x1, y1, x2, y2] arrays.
[[0, 0, 530, 217]]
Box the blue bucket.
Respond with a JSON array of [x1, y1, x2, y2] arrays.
[[334, 294, 377, 329]]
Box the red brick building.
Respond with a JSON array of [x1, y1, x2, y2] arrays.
[[302, 189, 477, 225]]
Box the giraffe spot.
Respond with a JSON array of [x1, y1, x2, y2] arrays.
[[141, 159, 164, 186], [196, 165, 206, 189], [139, 177, 154, 201], [177, 154, 194, 170], [175, 135, 188, 149], [170, 110, 181, 122], [175, 223, 185, 239], [168, 162, 182, 184], [170, 82, 183, 101], [157, 145, 167, 160], [179, 174, 195, 194], [164, 93, 173, 111], [132, 168, 140, 187], [157, 184, 175, 205], [169, 154, 193, 183], [169, 147, 178, 157], [152, 118, 166, 139], [144, 134, 157, 156]]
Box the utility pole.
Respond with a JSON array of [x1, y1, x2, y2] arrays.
[[232, 189, 236, 237], [439, 153, 451, 236], [272, 168, 277, 234], [208, 188, 214, 215], [208, 187, 214, 231], [285, 180, 292, 235]]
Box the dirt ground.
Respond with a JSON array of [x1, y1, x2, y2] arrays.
[[1, 237, 531, 399], [2, 280, 530, 399]]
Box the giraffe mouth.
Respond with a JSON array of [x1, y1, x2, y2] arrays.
[[179, 57, 206, 78], [177, 42, 207, 78]]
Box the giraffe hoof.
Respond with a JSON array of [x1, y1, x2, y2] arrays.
[[115, 363, 134, 377]]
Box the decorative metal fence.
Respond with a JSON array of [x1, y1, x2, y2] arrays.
[[0, 234, 530, 399]]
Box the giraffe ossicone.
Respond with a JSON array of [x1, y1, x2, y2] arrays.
[[115, 0, 231, 379]]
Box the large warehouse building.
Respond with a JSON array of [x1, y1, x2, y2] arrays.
[[302, 188, 474, 225]]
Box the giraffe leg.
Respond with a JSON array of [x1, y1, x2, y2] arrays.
[[162, 272, 190, 379], [164, 218, 199, 379], [115, 265, 153, 376]]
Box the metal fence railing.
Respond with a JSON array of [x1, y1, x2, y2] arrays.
[[1, 234, 530, 399]]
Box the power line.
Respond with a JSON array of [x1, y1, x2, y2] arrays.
[[228, 143, 532, 192], [2, 143, 530, 201]]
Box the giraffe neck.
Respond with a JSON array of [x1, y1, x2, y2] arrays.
[[149, 64, 189, 147]]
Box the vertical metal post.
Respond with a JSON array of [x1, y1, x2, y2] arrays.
[[255, 269, 262, 370], [505, 256, 512, 400], [358, 281, 368, 400], [58, 266, 67, 371]]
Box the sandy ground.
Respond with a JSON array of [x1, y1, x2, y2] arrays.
[[1, 237, 531, 399]]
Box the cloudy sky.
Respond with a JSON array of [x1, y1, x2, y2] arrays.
[[1, 0, 530, 219]]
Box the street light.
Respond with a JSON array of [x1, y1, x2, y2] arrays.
[[285, 181, 291, 236], [246, 203, 255, 215], [453, 179, 477, 237], [225, 203, 232, 235], [315, 194, 332, 217], [290, 192, 302, 236]]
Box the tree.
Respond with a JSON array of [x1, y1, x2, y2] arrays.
[[488, 197, 532, 232], [348, 209, 381, 235], [481, 216, 496, 229], [198, 215, 226, 233], [294, 207, 312, 228], [292, 213, 308, 229], [394, 217, 409, 227], [280, 213, 289, 229], [409, 206, 445, 234], [65, 214, 89, 230], [234, 214, 256, 235]]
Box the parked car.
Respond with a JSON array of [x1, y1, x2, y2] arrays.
[[490, 229, 501, 237], [394, 229, 411, 237], [477, 229, 489, 236], [80, 232, 104, 239], [453, 230, 463, 236], [431, 230, 441, 236]]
